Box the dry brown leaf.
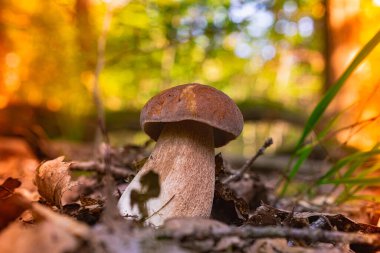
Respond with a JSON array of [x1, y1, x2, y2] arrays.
[[163, 217, 229, 236], [0, 221, 79, 253], [35, 156, 75, 207], [211, 181, 249, 225], [0, 178, 31, 231], [0, 137, 39, 193], [248, 204, 380, 234], [0, 203, 89, 253], [214, 235, 243, 251], [163, 217, 242, 252], [31, 203, 89, 236], [246, 239, 347, 253]]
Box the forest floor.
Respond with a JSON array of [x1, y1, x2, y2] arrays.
[[1, 136, 380, 253]]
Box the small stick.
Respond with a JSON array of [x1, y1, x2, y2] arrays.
[[158, 225, 380, 249], [70, 161, 135, 178], [222, 137, 273, 184], [92, 3, 113, 146], [144, 195, 175, 224]]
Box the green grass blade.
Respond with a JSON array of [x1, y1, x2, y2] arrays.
[[317, 148, 380, 184], [342, 156, 369, 178], [280, 146, 313, 195], [357, 162, 380, 178], [294, 30, 380, 151], [280, 115, 338, 195], [320, 177, 380, 185], [342, 144, 380, 178], [281, 30, 380, 194]]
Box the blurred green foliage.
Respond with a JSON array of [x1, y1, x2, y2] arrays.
[[2, 0, 325, 122], [3, 0, 380, 204]]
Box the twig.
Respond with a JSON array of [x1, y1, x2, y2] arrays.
[[93, 3, 113, 145], [222, 137, 273, 184], [70, 161, 135, 178], [158, 225, 380, 249], [91, 3, 125, 226], [144, 194, 175, 223]]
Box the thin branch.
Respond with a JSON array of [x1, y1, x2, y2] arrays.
[[144, 194, 175, 223], [222, 137, 273, 184], [158, 225, 380, 249], [324, 114, 380, 144], [91, 3, 123, 225], [70, 161, 135, 178]]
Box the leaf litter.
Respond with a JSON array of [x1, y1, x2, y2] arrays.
[[1, 138, 380, 252], [0, 178, 30, 230]]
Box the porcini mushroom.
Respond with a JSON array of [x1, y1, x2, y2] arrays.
[[118, 83, 243, 226]]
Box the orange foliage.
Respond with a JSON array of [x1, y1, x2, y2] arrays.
[[327, 0, 380, 149]]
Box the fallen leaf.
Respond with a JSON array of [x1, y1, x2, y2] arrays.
[[211, 181, 249, 225], [31, 203, 89, 235], [0, 203, 89, 253], [214, 153, 229, 179], [248, 204, 380, 234], [0, 178, 31, 231], [62, 196, 103, 225], [0, 221, 79, 253], [214, 235, 243, 251], [229, 172, 268, 210], [0, 137, 39, 193], [35, 156, 75, 207], [163, 217, 228, 236], [163, 217, 236, 252], [92, 220, 191, 253], [0, 178, 21, 198], [247, 239, 347, 253]]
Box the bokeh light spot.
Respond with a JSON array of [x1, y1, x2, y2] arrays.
[[298, 16, 314, 37]]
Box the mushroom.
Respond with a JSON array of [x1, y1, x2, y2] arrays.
[[118, 83, 243, 226]]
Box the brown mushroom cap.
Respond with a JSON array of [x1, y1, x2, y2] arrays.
[[140, 83, 244, 147]]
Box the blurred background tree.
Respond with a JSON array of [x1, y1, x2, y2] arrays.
[[0, 0, 379, 158], [326, 0, 380, 150]]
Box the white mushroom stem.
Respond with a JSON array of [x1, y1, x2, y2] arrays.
[[118, 120, 215, 226]]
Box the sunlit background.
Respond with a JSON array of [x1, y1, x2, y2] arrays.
[[0, 0, 379, 158]]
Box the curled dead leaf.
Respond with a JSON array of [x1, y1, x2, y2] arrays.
[[35, 157, 76, 207]]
